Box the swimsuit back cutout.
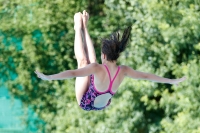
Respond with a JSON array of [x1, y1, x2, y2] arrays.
[[79, 65, 121, 111]]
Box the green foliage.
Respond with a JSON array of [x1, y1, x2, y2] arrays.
[[1, 0, 200, 133]]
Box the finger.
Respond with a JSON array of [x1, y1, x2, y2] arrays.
[[35, 72, 39, 76], [35, 70, 40, 74]]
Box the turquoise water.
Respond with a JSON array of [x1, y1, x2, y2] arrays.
[[0, 31, 41, 133], [0, 86, 26, 132]]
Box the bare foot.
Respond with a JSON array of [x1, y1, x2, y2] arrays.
[[74, 12, 83, 30], [82, 10, 89, 29]]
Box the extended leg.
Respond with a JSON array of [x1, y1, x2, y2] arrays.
[[82, 10, 96, 63], [74, 12, 90, 105]]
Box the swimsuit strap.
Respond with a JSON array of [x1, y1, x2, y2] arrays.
[[104, 65, 120, 93]]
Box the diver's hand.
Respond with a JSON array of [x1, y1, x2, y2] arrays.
[[171, 76, 186, 85], [35, 71, 51, 81]]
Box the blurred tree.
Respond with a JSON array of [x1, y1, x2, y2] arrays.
[[0, 0, 88, 132], [103, 0, 200, 132], [0, 0, 200, 133]]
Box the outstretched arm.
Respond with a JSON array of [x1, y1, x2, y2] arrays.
[[35, 63, 98, 80], [124, 66, 186, 85]]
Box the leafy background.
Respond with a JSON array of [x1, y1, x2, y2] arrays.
[[0, 0, 200, 133]]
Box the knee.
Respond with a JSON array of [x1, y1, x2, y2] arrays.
[[77, 58, 88, 68]]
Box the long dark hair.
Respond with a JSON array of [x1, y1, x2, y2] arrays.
[[101, 26, 132, 62]]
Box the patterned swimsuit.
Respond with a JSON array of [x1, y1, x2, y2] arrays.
[[79, 65, 120, 111]]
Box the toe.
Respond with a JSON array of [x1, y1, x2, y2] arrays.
[[83, 10, 86, 15]]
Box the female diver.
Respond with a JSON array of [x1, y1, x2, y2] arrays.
[[35, 10, 186, 111]]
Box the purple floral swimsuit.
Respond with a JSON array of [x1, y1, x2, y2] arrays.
[[79, 65, 120, 111]]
